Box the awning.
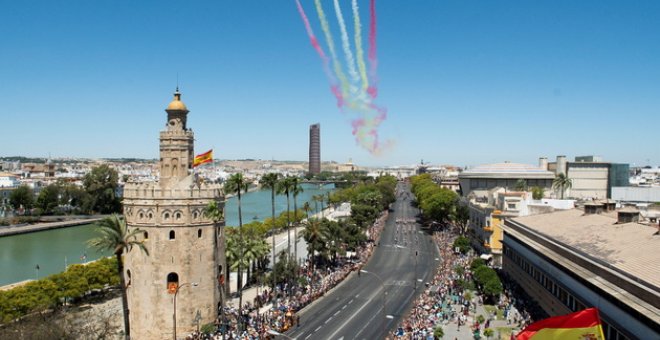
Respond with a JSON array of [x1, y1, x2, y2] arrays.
[[480, 254, 493, 260]]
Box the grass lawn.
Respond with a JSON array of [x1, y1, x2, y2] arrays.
[[496, 326, 515, 339], [483, 305, 505, 319]]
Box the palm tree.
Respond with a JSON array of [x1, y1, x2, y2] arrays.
[[88, 215, 148, 340], [224, 173, 249, 331], [552, 173, 572, 199], [276, 176, 294, 257], [303, 201, 312, 219], [204, 200, 227, 296], [301, 219, 330, 270], [291, 177, 304, 262], [259, 173, 280, 289]]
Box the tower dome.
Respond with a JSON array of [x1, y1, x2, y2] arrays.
[[165, 87, 189, 113]]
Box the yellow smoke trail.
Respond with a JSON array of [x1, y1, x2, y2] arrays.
[[315, 0, 351, 100], [352, 0, 369, 92]]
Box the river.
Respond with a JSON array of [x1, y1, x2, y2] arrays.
[[0, 183, 334, 286]]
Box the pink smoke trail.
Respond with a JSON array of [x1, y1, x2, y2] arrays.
[[367, 0, 378, 99], [295, 0, 344, 107]]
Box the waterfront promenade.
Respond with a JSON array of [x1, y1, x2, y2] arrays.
[[0, 217, 104, 237]]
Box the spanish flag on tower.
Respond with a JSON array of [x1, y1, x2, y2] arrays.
[[193, 149, 213, 167], [515, 308, 605, 340]]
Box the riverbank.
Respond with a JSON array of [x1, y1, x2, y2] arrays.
[[0, 217, 104, 237]]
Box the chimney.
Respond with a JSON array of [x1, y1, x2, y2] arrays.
[[539, 157, 548, 170], [556, 155, 567, 175], [617, 209, 640, 223], [584, 202, 604, 215]]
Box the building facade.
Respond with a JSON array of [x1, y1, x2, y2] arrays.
[[309, 123, 320, 175], [502, 209, 659, 340], [122, 89, 226, 339], [458, 162, 554, 198]]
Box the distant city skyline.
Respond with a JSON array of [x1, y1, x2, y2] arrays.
[[1, 1, 658, 167]]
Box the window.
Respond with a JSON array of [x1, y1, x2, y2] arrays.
[[175, 212, 182, 220], [143, 231, 149, 240], [169, 230, 175, 240], [167, 272, 179, 294], [193, 211, 199, 219], [164, 212, 170, 220], [198, 229, 202, 238]]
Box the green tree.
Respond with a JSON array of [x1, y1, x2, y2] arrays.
[[531, 186, 545, 200], [483, 328, 494, 339], [260, 172, 280, 289], [290, 176, 304, 262], [36, 183, 61, 215], [277, 176, 295, 257], [453, 236, 471, 254], [514, 179, 528, 192], [301, 219, 330, 269], [433, 325, 444, 339], [224, 173, 249, 330], [552, 173, 572, 199], [420, 189, 458, 223], [476, 314, 486, 324], [60, 184, 91, 214], [87, 215, 148, 340], [83, 165, 121, 213], [453, 204, 469, 234], [9, 185, 34, 212]]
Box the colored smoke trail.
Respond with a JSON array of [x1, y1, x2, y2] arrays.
[[333, 0, 360, 92], [314, 0, 351, 102], [352, 0, 369, 93], [295, 0, 344, 106], [295, 0, 393, 156], [367, 0, 378, 99]]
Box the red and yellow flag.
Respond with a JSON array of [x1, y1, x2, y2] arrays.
[[193, 149, 213, 167], [516, 308, 605, 340]]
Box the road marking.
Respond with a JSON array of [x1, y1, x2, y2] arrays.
[[315, 326, 322, 332], [342, 305, 347, 310], [334, 310, 340, 316], [324, 289, 382, 340], [305, 334, 312, 340], [325, 317, 332, 324], [348, 299, 354, 304]]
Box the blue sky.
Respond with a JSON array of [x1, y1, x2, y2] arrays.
[[1, 1, 658, 168]]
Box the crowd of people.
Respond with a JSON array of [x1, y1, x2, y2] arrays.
[[390, 230, 477, 339], [186, 211, 390, 339]]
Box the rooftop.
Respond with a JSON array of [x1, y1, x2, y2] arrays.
[[512, 209, 660, 288], [460, 162, 555, 179]]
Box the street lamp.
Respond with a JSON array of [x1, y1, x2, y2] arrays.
[[173, 282, 198, 340], [266, 329, 296, 339], [360, 270, 388, 325]]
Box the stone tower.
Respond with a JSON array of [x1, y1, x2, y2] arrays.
[[122, 89, 225, 339]]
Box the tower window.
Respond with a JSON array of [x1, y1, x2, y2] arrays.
[[167, 272, 179, 294], [148, 212, 153, 219], [164, 212, 170, 220], [139, 212, 144, 219], [198, 229, 202, 238], [169, 230, 175, 240], [175, 212, 182, 220], [143, 231, 149, 240], [193, 211, 198, 219]]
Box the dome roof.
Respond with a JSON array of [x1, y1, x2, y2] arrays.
[[165, 88, 189, 112]]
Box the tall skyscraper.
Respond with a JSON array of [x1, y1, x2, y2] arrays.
[[309, 123, 321, 174], [122, 89, 226, 339]]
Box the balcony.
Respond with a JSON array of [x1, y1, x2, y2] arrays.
[[484, 241, 491, 249], [483, 225, 493, 232]]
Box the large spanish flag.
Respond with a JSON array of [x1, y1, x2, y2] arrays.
[[516, 308, 605, 340], [193, 149, 213, 167]]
